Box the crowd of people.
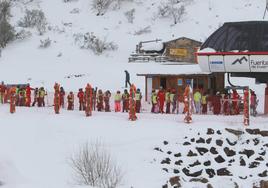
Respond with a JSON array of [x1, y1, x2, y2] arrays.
[[0, 81, 258, 116]]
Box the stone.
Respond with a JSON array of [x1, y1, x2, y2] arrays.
[[196, 147, 209, 155], [207, 184, 213, 188], [161, 158, 171, 164], [162, 168, 168, 173], [217, 130, 222, 135], [246, 129, 261, 135], [260, 130, 268, 137], [260, 180, 268, 188], [187, 150, 198, 157], [190, 138, 195, 142], [210, 147, 218, 155], [217, 168, 232, 176], [229, 159, 235, 163], [264, 143, 268, 147], [216, 139, 223, 146], [206, 138, 212, 144], [249, 161, 260, 168], [215, 155, 225, 163], [207, 128, 214, 135], [169, 176, 181, 187], [258, 170, 268, 177], [205, 168, 216, 178], [174, 160, 183, 165], [154, 147, 163, 152], [182, 168, 203, 177], [204, 161, 211, 166], [259, 150, 266, 156], [196, 137, 205, 144], [189, 160, 201, 167], [239, 149, 255, 158], [240, 157, 246, 166], [173, 169, 180, 174], [253, 138, 260, 145], [174, 153, 181, 157], [239, 176, 247, 179], [224, 147, 236, 157], [255, 156, 264, 161], [183, 141, 191, 146], [226, 138, 237, 146], [163, 141, 169, 145], [189, 178, 208, 183], [167, 151, 172, 155], [225, 128, 244, 136]]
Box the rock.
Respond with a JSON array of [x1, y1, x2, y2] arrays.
[[173, 169, 180, 174], [190, 138, 195, 142], [240, 157, 246, 166], [197, 132, 200, 136], [246, 139, 250, 144], [182, 168, 203, 177], [175, 160, 183, 165], [266, 163, 268, 167], [163, 141, 169, 145], [246, 129, 261, 135], [204, 161, 211, 166], [264, 143, 268, 147], [253, 138, 260, 145], [189, 178, 208, 183], [224, 147, 236, 157], [260, 180, 268, 188], [174, 153, 181, 157], [239, 149, 255, 158], [162, 168, 168, 172], [259, 150, 266, 156], [229, 159, 235, 163], [167, 151, 172, 155], [205, 168, 216, 178], [184, 136, 188, 139], [169, 176, 181, 187], [207, 128, 214, 135], [210, 147, 218, 155], [206, 138, 212, 144], [183, 141, 191, 146], [260, 130, 268, 137], [225, 128, 244, 136], [239, 176, 247, 179], [189, 160, 201, 167], [217, 130, 222, 135], [215, 155, 225, 163], [154, 147, 163, 152], [161, 158, 171, 164], [162, 184, 168, 188], [258, 170, 268, 177], [216, 139, 223, 146], [255, 156, 264, 161], [249, 161, 260, 168], [207, 184, 213, 188], [196, 137, 205, 144], [196, 147, 209, 155], [187, 150, 198, 157], [217, 168, 232, 176], [226, 138, 237, 146]]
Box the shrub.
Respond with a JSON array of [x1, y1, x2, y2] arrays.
[[39, 38, 51, 48], [124, 8, 135, 23]]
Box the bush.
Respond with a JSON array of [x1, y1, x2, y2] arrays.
[[18, 9, 47, 35], [39, 38, 51, 48], [70, 142, 123, 188], [0, 0, 15, 48], [15, 28, 32, 40], [74, 32, 118, 55], [91, 0, 112, 16], [124, 8, 135, 23]]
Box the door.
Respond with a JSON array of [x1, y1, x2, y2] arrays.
[[160, 77, 166, 89]]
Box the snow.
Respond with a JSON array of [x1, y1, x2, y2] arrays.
[[140, 41, 164, 52], [1, 0, 268, 187]]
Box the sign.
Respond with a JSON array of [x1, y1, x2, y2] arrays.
[[208, 56, 225, 72], [170, 48, 188, 57], [177, 79, 183, 86], [250, 55, 268, 72], [225, 55, 250, 72]]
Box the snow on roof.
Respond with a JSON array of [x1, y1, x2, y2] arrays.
[[140, 42, 164, 51], [136, 63, 211, 76]]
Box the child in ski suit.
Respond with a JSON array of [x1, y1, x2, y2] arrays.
[[67, 91, 74, 110], [114, 91, 121, 112]]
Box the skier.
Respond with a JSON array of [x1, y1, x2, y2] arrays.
[[104, 90, 111, 112], [250, 90, 258, 117], [38, 87, 46, 107], [114, 90, 122, 112], [231, 89, 240, 115], [77, 88, 85, 111], [213, 92, 221, 115], [151, 90, 158, 113], [54, 83, 60, 114], [124, 70, 131, 88], [183, 85, 192, 123], [32, 88, 39, 106], [96, 89, 104, 111], [201, 92, 207, 114], [165, 89, 171, 114], [129, 84, 137, 121], [18, 88, 26, 106], [170, 89, 176, 114], [25, 84, 34, 107], [60, 87, 65, 108], [244, 88, 250, 126], [193, 89, 202, 114], [10, 87, 16, 113], [122, 89, 130, 112], [135, 88, 142, 113], [0, 81, 6, 104], [223, 92, 230, 115], [67, 91, 74, 110], [85, 84, 93, 117], [157, 87, 165, 114]]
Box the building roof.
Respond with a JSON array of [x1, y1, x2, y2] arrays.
[[164, 37, 202, 45], [137, 64, 211, 77], [200, 21, 268, 52]]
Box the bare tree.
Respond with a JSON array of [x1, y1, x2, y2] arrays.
[[91, 0, 113, 16], [70, 141, 123, 188], [124, 8, 135, 23]]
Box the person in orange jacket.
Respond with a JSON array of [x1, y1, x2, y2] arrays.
[[54, 83, 60, 114], [25, 84, 34, 107], [67, 91, 74, 110], [77, 88, 85, 111], [157, 87, 165, 114], [10, 87, 16, 113]]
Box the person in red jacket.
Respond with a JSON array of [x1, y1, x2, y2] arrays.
[[25, 84, 34, 107], [232, 89, 240, 115], [54, 83, 60, 114], [157, 87, 165, 114], [213, 92, 222, 115], [77, 88, 85, 111], [0, 81, 7, 104]]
